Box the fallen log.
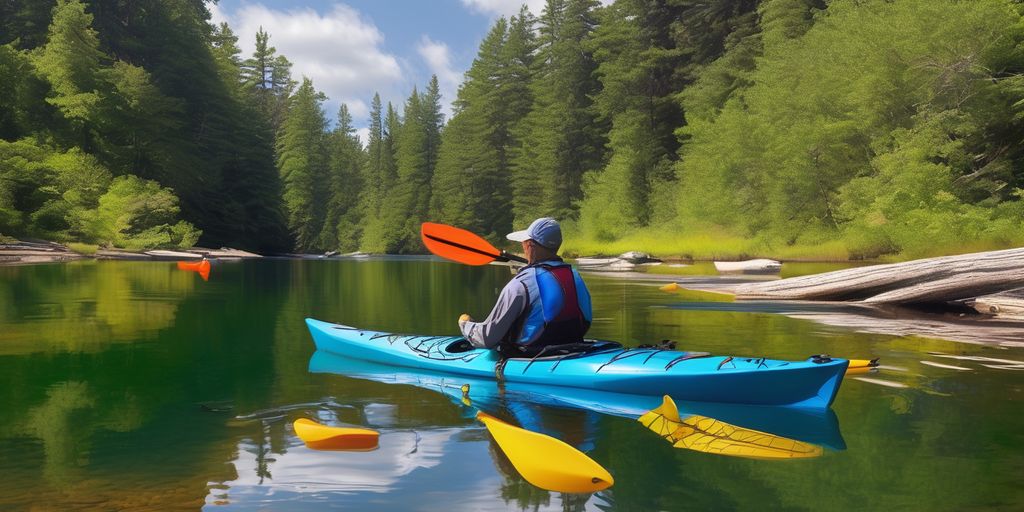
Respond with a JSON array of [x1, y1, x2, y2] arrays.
[[734, 247, 1024, 304], [971, 288, 1024, 319], [862, 269, 1024, 304]]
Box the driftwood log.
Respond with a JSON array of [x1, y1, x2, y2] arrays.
[[734, 247, 1024, 305], [971, 288, 1024, 318]]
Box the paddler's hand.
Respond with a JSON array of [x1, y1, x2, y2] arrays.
[[458, 313, 472, 329]]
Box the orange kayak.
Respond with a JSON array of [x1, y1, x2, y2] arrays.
[[177, 259, 211, 280]]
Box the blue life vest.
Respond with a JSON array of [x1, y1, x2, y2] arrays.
[[507, 260, 592, 349]]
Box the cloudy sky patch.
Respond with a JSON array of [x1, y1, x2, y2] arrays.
[[215, 3, 403, 122]]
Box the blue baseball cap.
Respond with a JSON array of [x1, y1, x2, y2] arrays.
[[507, 217, 562, 250]]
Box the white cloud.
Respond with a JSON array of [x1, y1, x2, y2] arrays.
[[460, 0, 547, 17], [460, 0, 613, 17], [354, 127, 370, 146], [208, 2, 229, 27], [416, 36, 462, 116], [417, 36, 462, 89], [218, 3, 403, 128]]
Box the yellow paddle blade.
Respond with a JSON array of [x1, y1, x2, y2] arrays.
[[293, 418, 380, 451], [846, 358, 880, 375], [659, 282, 680, 292], [477, 412, 613, 493], [848, 358, 880, 369], [638, 396, 823, 460]]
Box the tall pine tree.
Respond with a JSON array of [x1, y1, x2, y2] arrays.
[[580, 0, 693, 239], [31, 0, 105, 150], [510, 0, 606, 226], [383, 87, 428, 253], [276, 78, 329, 252], [430, 11, 536, 239], [241, 28, 295, 133], [319, 103, 364, 251], [361, 101, 402, 252]]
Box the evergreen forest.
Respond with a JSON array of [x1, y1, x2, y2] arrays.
[[3, 0, 1024, 259]]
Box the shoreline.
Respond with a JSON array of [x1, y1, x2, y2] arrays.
[[0, 246, 867, 268], [5, 240, 1022, 344], [0, 240, 265, 266]]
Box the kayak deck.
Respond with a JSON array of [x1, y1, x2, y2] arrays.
[[305, 318, 847, 409]]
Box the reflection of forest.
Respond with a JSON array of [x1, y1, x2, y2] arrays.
[[0, 260, 286, 509], [0, 261, 196, 355]]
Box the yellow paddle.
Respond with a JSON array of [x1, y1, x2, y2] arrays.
[[846, 358, 880, 375], [638, 396, 823, 460], [477, 411, 614, 493], [293, 418, 380, 451]]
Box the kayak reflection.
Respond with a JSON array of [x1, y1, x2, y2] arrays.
[[308, 351, 845, 455]]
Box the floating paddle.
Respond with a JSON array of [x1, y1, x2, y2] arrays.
[[293, 418, 379, 451], [477, 411, 613, 493], [638, 395, 823, 460], [421, 222, 527, 266]]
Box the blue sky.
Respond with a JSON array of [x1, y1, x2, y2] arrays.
[[210, 0, 550, 140]]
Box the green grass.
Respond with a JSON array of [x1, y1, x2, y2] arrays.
[[561, 227, 853, 262], [561, 225, 1021, 263], [67, 242, 99, 255]]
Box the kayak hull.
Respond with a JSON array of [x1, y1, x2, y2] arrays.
[[305, 318, 847, 409]]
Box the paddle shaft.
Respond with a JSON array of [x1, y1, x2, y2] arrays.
[[423, 232, 528, 264]]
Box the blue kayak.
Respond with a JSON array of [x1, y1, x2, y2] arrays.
[[305, 318, 848, 409]]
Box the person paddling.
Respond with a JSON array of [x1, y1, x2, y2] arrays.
[[458, 218, 593, 356]]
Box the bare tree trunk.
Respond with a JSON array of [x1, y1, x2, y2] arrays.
[[734, 247, 1024, 304]]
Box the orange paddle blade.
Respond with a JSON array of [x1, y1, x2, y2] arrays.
[[421, 222, 502, 265]]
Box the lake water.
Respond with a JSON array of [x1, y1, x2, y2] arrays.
[[1, 259, 1022, 510]]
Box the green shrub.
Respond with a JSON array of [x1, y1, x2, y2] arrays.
[[90, 175, 201, 249]]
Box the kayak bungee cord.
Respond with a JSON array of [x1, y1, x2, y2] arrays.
[[596, 349, 657, 373], [664, 351, 713, 370]]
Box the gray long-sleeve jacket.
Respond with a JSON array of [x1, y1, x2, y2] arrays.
[[459, 276, 529, 349]]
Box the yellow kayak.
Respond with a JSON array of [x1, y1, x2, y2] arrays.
[[477, 412, 613, 493], [293, 418, 379, 451], [638, 396, 823, 460]]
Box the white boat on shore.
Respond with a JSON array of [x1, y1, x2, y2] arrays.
[[144, 249, 202, 260], [713, 259, 782, 275], [575, 257, 639, 272]]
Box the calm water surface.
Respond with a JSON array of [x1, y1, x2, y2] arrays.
[[1, 259, 1022, 511]]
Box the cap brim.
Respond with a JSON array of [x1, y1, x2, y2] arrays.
[[506, 230, 530, 242]]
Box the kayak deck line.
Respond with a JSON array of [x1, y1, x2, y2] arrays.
[[595, 349, 655, 372], [664, 351, 713, 369], [305, 318, 849, 409]]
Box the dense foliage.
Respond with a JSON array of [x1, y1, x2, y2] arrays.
[[1, 0, 287, 251], [2, 0, 1022, 257]]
